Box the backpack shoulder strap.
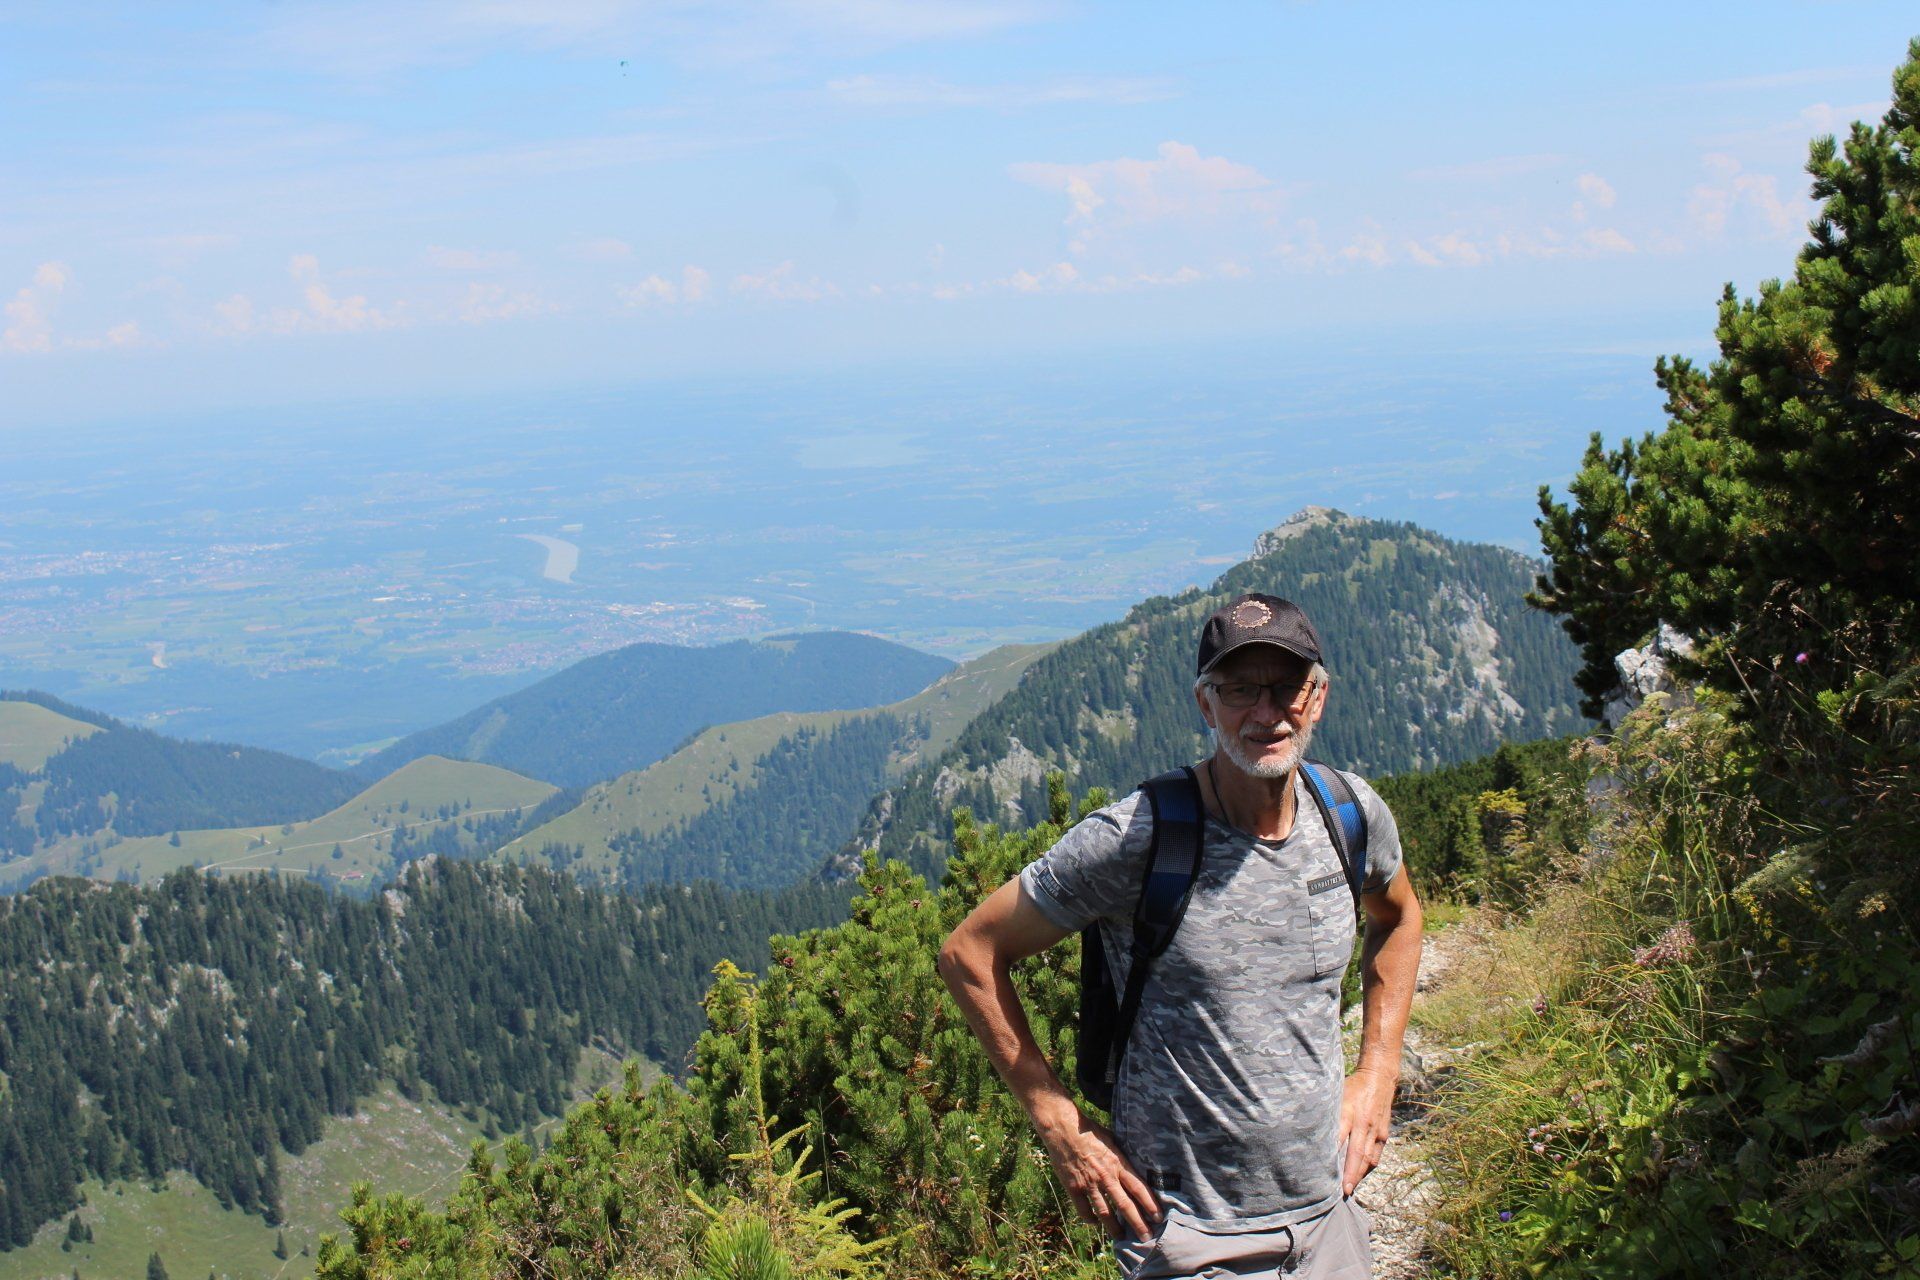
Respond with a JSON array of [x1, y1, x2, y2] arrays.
[[1298, 760, 1369, 910], [1098, 767, 1203, 1093], [1131, 767, 1205, 957]]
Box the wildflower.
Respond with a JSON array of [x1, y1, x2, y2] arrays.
[[1795, 652, 1809, 664], [1532, 1142, 1546, 1155], [1499, 1210, 1513, 1222], [1632, 921, 1698, 968], [1531, 994, 1548, 1015]]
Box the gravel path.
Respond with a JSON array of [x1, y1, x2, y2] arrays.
[[1348, 924, 1483, 1278]]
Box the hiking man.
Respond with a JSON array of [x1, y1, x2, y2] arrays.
[[938, 593, 1422, 1278]]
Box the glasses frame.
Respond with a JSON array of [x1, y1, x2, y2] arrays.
[[1203, 678, 1317, 712]]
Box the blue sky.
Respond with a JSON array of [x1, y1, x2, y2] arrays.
[[2, 3, 1914, 426]]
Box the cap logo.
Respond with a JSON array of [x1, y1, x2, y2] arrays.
[[1231, 600, 1272, 629]]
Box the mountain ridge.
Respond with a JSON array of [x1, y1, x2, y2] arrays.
[[356, 630, 954, 789], [851, 508, 1585, 875]]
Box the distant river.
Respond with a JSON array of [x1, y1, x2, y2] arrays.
[[517, 534, 580, 584]]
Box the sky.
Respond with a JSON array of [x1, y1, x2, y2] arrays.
[[1, 3, 1914, 427]]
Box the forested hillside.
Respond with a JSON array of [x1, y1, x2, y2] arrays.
[[505, 644, 1055, 890], [857, 509, 1584, 877], [1, 753, 559, 893], [0, 860, 850, 1251], [357, 632, 954, 788], [587, 713, 905, 889], [0, 690, 361, 866]]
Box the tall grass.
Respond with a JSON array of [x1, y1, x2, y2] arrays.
[[1421, 673, 1919, 1279]]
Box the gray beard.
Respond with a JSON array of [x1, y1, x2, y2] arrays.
[[1211, 718, 1314, 780]]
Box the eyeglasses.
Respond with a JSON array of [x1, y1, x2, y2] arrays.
[[1205, 679, 1315, 710]]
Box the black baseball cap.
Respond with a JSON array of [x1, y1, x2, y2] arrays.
[[1196, 592, 1324, 676]]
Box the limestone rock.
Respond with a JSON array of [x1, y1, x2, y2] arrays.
[[1603, 623, 1696, 726]]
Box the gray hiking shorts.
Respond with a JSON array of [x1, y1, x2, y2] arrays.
[[1115, 1196, 1373, 1280]]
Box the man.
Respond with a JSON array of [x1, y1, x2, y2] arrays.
[[937, 593, 1422, 1279]]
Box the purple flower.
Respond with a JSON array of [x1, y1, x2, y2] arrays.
[[1795, 652, 1809, 664], [1499, 1210, 1513, 1222], [1531, 994, 1548, 1015]]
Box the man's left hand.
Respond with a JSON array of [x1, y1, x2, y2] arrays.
[[1338, 1066, 1396, 1196]]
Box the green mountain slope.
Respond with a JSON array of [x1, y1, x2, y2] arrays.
[[357, 631, 955, 789], [3, 755, 557, 891], [503, 643, 1056, 888], [0, 859, 849, 1253], [859, 508, 1585, 873], [0, 1065, 639, 1280], [0, 690, 362, 872], [0, 699, 100, 772]]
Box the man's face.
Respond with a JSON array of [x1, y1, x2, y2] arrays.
[[1194, 647, 1327, 780]]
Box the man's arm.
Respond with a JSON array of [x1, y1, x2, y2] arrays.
[[1338, 866, 1423, 1196], [937, 879, 1162, 1241]]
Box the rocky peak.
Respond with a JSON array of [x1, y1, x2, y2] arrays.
[[1251, 506, 1344, 559]]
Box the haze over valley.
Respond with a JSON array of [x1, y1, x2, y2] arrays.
[[1, 345, 1653, 758]]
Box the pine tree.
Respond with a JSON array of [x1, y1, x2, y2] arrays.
[[273, 1230, 288, 1260], [1533, 40, 1920, 713], [146, 1251, 169, 1280]]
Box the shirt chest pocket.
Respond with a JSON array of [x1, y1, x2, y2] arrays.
[[1306, 864, 1357, 979]]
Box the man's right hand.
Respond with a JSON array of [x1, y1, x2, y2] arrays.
[[936, 881, 1162, 1242], [1036, 1102, 1163, 1242]]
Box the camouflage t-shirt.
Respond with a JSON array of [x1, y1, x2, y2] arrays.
[[1018, 768, 1403, 1228]]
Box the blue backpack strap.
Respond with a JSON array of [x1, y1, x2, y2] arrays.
[[1099, 767, 1203, 1095], [1299, 760, 1368, 908]]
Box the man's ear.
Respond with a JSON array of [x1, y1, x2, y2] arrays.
[[1306, 680, 1328, 726], [1194, 683, 1216, 730]]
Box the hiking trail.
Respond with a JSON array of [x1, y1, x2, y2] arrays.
[[1349, 920, 1488, 1278]]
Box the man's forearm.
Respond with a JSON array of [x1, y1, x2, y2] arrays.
[[1355, 913, 1421, 1076], [939, 948, 1081, 1136]]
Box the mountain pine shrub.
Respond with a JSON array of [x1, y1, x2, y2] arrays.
[[1443, 42, 1920, 1276], [316, 781, 1119, 1280]]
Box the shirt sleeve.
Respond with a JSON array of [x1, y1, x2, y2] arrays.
[[1349, 773, 1404, 893], [1016, 792, 1154, 932]]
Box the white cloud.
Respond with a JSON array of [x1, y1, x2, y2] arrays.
[[732, 261, 838, 301], [2, 261, 69, 354], [217, 255, 400, 335], [620, 275, 678, 305], [1010, 141, 1286, 255], [287, 253, 395, 331], [214, 293, 256, 334], [460, 282, 552, 323], [71, 320, 150, 351], [426, 245, 521, 270], [1581, 227, 1635, 255], [1007, 261, 1078, 293], [826, 73, 1174, 109], [1688, 152, 1800, 239], [3, 263, 155, 353], [1576, 173, 1617, 209], [618, 264, 712, 306]]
